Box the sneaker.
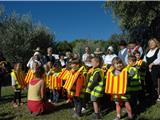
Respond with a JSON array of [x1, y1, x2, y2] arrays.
[[81, 107, 86, 112], [157, 98, 160, 102], [32, 112, 39, 116], [91, 113, 102, 120], [20, 102, 24, 106], [113, 117, 120, 120], [13, 103, 18, 108]]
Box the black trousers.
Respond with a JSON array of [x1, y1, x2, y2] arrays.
[[73, 97, 83, 116], [14, 90, 21, 104], [145, 68, 160, 97]]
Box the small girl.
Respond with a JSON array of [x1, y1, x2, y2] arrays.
[[105, 57, 133, 120]]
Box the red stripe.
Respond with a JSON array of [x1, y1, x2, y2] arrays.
[[117, 75, 120, 94], [122, 71, 125, 95], [110, 76, 114, 94], [50, 77, 53, 89], [59, 70, 66, 79], [106, 72, 110, 93], [56, 77, 59, 89]]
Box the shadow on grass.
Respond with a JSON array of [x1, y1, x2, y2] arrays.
[[0, 93, 27, 105], [0, 112, 15, 120]]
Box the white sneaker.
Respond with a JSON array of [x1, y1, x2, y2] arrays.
[[81, 107, 86, 112]]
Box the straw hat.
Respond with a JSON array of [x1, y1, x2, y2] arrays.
[[94, 48, 103, 55], [33, 47, 41, 52]]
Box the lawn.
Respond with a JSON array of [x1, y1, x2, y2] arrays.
[[0, 86, 160, 120]]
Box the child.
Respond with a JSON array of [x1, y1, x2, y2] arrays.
[[127, 55, 142, 116], [105, 57, 133, 120], [52, 62, 62, 103], [11, 62, 25, 107], [86, 56, 104, 119], [44, 61, 54, 102], [134, 51, 146, 98], [27, 65, 54, 116], [63, 58, 85, 118]]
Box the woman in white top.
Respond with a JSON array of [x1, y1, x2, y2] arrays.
[[103, 46, 117, 66], [143, 38, 160, 101]]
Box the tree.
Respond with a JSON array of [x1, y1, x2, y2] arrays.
[[56, 40, 72, 54], [0, 6, 55, 67], [105, 1, 160, 47]]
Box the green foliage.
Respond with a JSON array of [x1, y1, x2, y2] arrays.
[[0, 6, 55, 65], [56, 40, 72, 53], [105, 1, 160, 47], [1, 86, 160, 120]]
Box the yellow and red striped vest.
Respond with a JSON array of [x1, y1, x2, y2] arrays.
[[136, 59, 143, 66], [63, 66, 84, 91], [24, 69, 34, 86], [58, 68, 70, 81], [105, 67, 128, 95], [11, 70, 26, 89], [49, 72, 62, 90]]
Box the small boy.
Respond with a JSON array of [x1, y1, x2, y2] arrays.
[[11, 62, 25, 107], [86, 56, 104, 119], [64, 58, 85, 119], [127, 55, 142, 116]]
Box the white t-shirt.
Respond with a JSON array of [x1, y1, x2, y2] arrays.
[[103, 54, 117, 65], [143, 48, 160, 65]]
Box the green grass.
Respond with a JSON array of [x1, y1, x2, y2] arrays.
[[0, 86, 160, 120]]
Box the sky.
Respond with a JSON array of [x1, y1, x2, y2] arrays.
[[1, 1, 122, 41]]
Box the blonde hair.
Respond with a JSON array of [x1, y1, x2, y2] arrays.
[[148, 38, 160, 49]]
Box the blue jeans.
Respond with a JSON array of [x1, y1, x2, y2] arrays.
[[73, 97, 83, 116], [53, 89, 59, 103]]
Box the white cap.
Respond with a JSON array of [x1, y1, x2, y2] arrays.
[[34, 52, 40, 56], [108, 46, 114, 52]]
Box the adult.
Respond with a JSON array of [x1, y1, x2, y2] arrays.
[[82, 47, 94, 66], [94, 47, 103, 57], [27, 65, 54, 116], [128, 40, 143, 57], [103, 46, 117, 66], [118, 40, 128, 65], [27, 50, 42, 69], [0, 52, 11, 100], [65, 51, 73, 64], [59, 53, 67, 68], [143, 38, 160, 101], [43, 47, 56, 64]]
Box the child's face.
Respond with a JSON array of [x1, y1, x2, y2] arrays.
[[135, 53, 140, 60], [128, 43, 136, 49], [71, 63, 79, 70], [128, 59, 135, 66], [47, 62, 53, 68], [60, 55, 64, 60], [91, 59, 99, 68], [114, 62, 123, 71], [15, 63, 21, 71]]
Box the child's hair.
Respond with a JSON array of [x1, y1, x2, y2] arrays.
[[34, 66, 45, 78], [112, 57, 124, 66], [133, 50, 140, 55], [128, 55, 137, 62], [13, 62, 21, 70], [92, 56, 103, 67]]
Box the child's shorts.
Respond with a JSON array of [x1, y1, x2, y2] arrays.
[[112, 94, 129, 103], [91, 95, 100, 102]]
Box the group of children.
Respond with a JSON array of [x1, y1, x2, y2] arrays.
[[10, 49, 146, 120]]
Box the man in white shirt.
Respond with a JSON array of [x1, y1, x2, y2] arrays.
[[118, 40, 128, 65], [82, 47, 94, 67]]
